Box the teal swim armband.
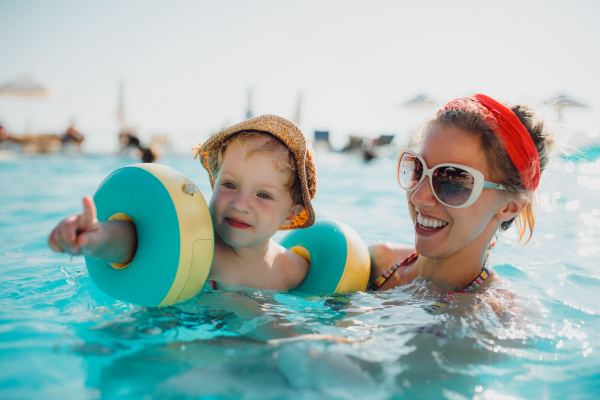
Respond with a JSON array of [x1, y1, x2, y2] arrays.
[[85, 164, 214, 307], [279, 219, 371, 295]]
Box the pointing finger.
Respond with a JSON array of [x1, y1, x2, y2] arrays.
[[80, 196, 97, 229]]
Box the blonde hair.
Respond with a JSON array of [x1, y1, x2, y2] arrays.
[[206, 130, 303, 206], [422, 101, 556, 245]]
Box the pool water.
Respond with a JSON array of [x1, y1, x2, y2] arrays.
[[1, 150, 599, 399]]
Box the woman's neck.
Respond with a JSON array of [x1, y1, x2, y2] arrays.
[[411, 236, 491, 288], [412, 253, 486, 288]]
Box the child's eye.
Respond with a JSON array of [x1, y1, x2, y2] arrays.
[[223, 182, 236, 189], [257, 192, 272, 200]]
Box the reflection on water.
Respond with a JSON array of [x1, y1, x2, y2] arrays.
[[1, 152, 599, 399]]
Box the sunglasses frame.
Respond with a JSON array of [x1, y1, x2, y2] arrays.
[[397, 148, 506, 208]]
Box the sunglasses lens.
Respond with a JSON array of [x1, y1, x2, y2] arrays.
[[432, 166, 475, 206], [398, 153, 423, 190]]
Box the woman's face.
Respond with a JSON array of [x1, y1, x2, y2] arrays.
[[407, 124, 509, 260]]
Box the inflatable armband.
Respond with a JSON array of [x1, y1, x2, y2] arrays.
[[279, 219, 370, 295], [85, 164, 214, 307]]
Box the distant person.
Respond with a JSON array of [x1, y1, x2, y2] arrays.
[[61, 123, 85, 152], [118, 128, 160, 163], [118, 129, 141, 153], [0, 125, 9, 142], [0, 125, 23, 145], [139, 146, 157, 163], [361, 138, 377, 162]]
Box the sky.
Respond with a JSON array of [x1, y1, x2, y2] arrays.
[[0, 0, 599, 152]]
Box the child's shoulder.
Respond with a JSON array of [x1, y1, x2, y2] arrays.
[[271, 242, 310, 291]]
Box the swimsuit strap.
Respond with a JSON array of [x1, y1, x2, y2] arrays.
[[423, 263, 491, 314], [368, 252, 418, 291], [368, 251, 491, 314]]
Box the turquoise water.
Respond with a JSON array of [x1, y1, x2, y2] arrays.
[[1, 151, 599, 399]]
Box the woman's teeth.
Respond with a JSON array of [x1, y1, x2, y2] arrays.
[[417, 214, 448, 229]]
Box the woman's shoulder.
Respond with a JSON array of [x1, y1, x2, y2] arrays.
[[368, 241, 416, 279]]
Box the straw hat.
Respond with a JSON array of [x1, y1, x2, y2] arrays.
[[192, 115, 317, 230]]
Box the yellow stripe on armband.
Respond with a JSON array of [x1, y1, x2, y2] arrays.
[[108, 213, 134, 270]]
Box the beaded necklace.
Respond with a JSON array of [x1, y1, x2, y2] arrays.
[[368, 252, 491, 314], [422, 262, 490, 314]]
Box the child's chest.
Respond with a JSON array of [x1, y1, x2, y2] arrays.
[[213, 258, 291, 291]]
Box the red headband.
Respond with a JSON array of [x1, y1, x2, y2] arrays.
[[440, 94, 540, 191]]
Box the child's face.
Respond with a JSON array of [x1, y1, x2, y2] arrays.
[[209, 141, 304, 249]]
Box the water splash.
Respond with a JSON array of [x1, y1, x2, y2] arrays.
[[59, 265, 76, 285], [58, 265, 86, 285]]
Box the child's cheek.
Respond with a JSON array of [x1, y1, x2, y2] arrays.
[[209, 191, 227, 216], [255, 200, 284, 226]]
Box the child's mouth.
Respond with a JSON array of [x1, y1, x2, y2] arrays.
[[225, 217, 251, 229]]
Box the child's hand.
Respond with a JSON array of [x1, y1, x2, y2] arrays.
[[48, 196, 103, 256]]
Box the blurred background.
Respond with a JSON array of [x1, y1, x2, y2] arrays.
[[2, 3, 600, 398], [0, 0, 599, 158]]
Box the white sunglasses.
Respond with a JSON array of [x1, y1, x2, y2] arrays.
[[397, 149, 506, 208]]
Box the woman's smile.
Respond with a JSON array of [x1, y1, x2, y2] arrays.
[[415, 212, 449, 236]]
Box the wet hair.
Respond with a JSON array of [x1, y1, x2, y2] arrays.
[[208, 130, 303, 206], [421, 100, 556, 245]]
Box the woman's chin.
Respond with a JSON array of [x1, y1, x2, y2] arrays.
[[414, 237, 446, 259]]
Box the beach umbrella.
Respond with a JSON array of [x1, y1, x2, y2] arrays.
[[403, 94, 438, 110], [293, 92, 303, 126], [117, 81, 126, 130], [397, 94, 438, 147], [245, 88, 254, 120], [545, 94, 588, 108], [0, 76, 54, 133], [545, 94, 588, 121], [0, 76, 52, 98]]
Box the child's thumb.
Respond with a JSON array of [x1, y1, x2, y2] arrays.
[[80, 196, 98, 229]]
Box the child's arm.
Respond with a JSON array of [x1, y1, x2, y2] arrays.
[[48, 196, 137, 264]]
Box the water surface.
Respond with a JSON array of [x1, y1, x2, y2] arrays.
[[0, 151, 599, 399]]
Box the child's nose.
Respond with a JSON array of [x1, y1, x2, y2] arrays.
[[231, 191, 252, 213], [410, 176, 438, 208]]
